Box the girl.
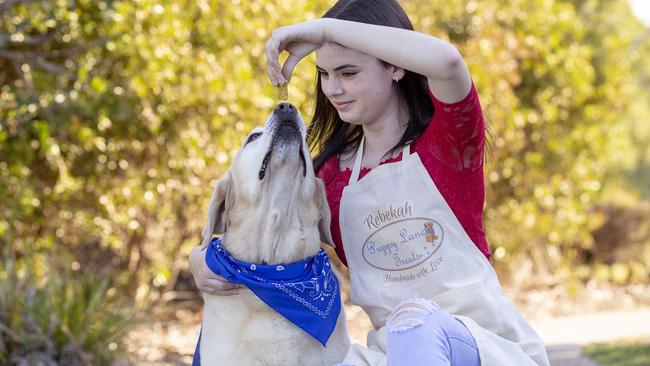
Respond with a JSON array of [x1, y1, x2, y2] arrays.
[[190, 0, 550, 364]]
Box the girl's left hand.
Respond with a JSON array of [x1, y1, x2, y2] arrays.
[[265, 19, 328, 86]]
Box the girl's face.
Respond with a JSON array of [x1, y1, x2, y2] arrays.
[[315, 43, 402, 126]]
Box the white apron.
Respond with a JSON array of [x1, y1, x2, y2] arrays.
[[338, 137, 549, 366]]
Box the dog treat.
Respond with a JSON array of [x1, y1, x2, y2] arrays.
[[276, 82, 289, 101]]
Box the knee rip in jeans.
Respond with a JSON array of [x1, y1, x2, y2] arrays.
[[386, 297, 440, 333]]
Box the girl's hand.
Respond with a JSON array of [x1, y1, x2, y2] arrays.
[[189, 246, 243, 296], [265, 19, 328, 86]]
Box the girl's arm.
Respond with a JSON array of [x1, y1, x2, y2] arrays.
[[321, 18, 472, 103], [265, 18, 472, 103]]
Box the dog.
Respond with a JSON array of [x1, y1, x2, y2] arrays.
[[197, 102, 351, 365]]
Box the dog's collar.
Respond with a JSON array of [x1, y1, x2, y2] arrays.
[[205, 237, 341, 346]]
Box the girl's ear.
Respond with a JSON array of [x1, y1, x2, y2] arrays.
[[391, 66, 406, 82]]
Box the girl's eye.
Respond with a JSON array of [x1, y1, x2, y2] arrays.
[[342, 72, 357, 77], [245, 132, 262, 145]]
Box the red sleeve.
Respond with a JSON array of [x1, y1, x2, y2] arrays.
[[413, 80, 492, 262], [416, 80, 485, 174]]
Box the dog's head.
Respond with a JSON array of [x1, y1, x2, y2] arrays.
[[201, 102, 334, 263]]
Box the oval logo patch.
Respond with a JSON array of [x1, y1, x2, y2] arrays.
[[362, 217, 444, 271]]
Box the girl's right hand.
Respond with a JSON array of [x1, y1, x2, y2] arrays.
[[189, 246, 243, 296], [265, 19, 328, 86]]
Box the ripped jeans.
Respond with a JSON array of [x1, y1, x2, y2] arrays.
[[194, 298, 480, 366], [342, 298, 481, 366]]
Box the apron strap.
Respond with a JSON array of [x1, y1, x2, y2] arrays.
[[348, 136, 411, 185]]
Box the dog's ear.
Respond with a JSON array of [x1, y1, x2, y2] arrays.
[[201, 171, 232, 248], [314, 178, 335, 248]]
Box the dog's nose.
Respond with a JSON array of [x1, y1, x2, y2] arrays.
[[274, 102, 297, 117]]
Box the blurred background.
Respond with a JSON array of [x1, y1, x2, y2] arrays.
[[1, 0, 649, 365]]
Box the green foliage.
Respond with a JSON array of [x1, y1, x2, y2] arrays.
[[0, 249, 135, 365], [0, 0, 648, 319], [0, 0, 329, 302], [401, 0, 650, 282], [585, 341, 650, 366]]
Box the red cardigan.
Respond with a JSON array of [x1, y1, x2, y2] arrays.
[[317, 81, 491, 266]]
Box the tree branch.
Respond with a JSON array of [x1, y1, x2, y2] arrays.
[[33, 57, 68, 74], [0, 47, 78, 60]]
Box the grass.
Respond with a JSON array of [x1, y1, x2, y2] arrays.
[[0, 248, 137, 365], [584, 341, 650, 366]]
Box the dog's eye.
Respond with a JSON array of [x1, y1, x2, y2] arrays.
[[244, 132, 262, 145]]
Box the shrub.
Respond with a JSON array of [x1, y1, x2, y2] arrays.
[[0, 248, 136, 365]]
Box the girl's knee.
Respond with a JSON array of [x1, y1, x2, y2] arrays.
[[386, 299, 480, 366], [386, 298, 453, 365], [386, 297, 441, 333]]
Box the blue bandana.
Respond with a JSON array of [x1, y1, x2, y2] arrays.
[[205, 237, 341, 346]]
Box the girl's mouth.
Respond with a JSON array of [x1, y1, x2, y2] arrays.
[[333, 101, 354, 110]]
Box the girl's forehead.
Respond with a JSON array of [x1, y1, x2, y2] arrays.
[[316, 42, 376, 69]]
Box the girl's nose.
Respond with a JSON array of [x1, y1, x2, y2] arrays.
[[322, 77, 344, 97]]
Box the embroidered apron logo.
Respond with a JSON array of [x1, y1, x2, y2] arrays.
[[362, 217, 444, 271]]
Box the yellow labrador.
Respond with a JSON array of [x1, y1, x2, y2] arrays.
[[198, 102, 351, 365]]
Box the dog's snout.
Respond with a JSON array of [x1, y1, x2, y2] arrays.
[[275, 102, 295, 112], [274, 102, 297, 117]]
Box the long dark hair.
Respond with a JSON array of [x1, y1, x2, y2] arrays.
[[308, 0, 434, 171]]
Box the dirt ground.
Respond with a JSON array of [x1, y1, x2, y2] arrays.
[[118, 281, 650, 365]]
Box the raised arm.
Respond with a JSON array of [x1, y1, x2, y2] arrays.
[[323, 19, 471, 102], [265, 18, 472, 103]]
